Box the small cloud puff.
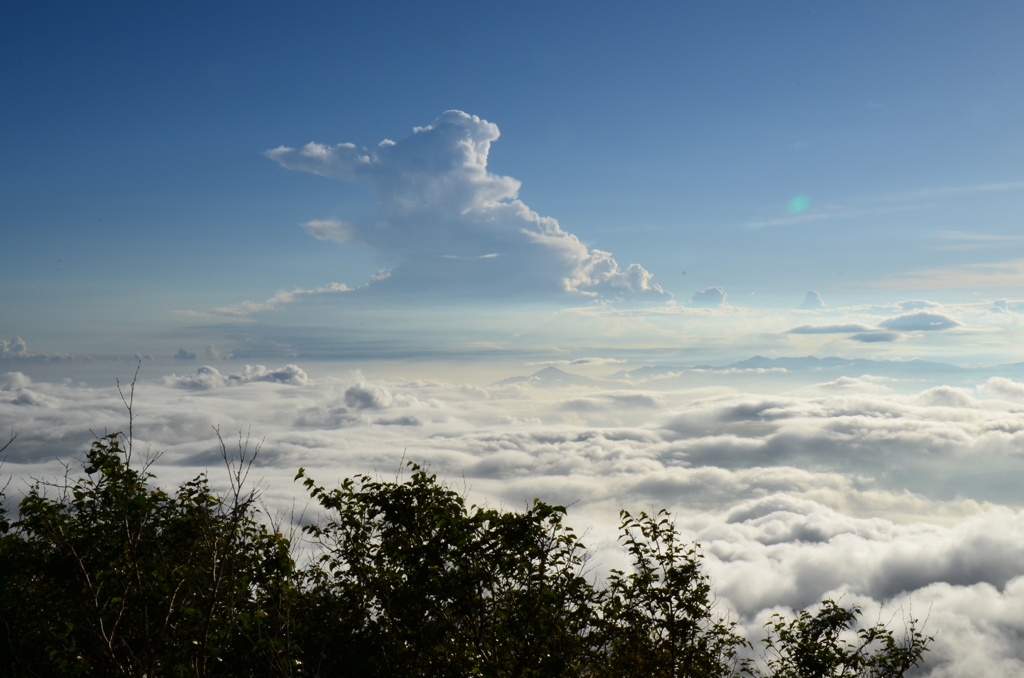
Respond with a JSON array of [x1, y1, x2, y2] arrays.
[[174, 349, 197, 361], [302, 219, 354, 243], [879, 312, 960, 332], [915, 385, 976, 408], [267, 111, 667, 300], [344, 382, 393, 410], [690, 287, 727, 308], [0, 372, 32, 391], [0, 337, 70, 362], [798, 291, 826, 310], [978, 377, 1024, 401], [164, 364, 311, 389], [1, 372, 58, 407], [1, 337, 29, 359]]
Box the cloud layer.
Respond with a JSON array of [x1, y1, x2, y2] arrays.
[[7, 364, 1024, 674], [267, 111, 667, 299], [163, 364, 311, 389]]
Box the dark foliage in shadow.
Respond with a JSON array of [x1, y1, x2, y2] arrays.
[[0, 431, 930, 677]]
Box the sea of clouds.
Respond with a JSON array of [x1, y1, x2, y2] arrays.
[[4, 364, 1024, 675]]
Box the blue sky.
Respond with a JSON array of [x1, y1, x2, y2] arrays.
[[3, 0, 1024, 363]]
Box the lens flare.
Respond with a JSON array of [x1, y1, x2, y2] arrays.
[[788, 195, 810, 213]]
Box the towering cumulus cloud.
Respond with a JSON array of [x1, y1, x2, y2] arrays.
[[267, 111, 667, 299]]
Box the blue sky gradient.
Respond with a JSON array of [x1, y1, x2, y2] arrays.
[[5, 1, 1024, 362]]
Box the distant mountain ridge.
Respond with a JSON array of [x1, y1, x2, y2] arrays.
[[494, 366, 603, 387], [728, 355, 967, 373], [606, 355, 974, 381], [501, 355, 1020, 388]]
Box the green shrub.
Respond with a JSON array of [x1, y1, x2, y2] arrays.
[[0, 433, 930, 677]]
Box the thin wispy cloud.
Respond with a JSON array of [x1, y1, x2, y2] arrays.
[[440, 253, 501, 260], [526, 357, 628, 366], [787, 323, 875, 335], [744, 203, 927, 229], [933, 230, 1024, 251], [210, 283, 355, 316], [875, 259, 1024, 291], [938, 231, 1024, 242], [746, 180, 1024, 230], [302, 219, 355, 243], [890, 180, 1024, 203], [202, 271, 391, 317]]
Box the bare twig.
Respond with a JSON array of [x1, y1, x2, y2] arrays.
[[0, 428, 17, 457], [0, 429, 15, 498], [116, 361, 141, 464]]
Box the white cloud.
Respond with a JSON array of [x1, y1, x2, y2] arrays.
[[1, 371, 58, 407], [978, 377, 1024, 401], [879, 312, 960, 332], [302, 219, 354, 243], [1, 337, 29, 359], [0, 372, 32, 391], [196, 271, 391, 318], [691, 287, 727, 307], [798, 290, 826, 310], [163, 364, 311, 389], [267, 111, 668, 299], [344, 380, 393, 409], [0, 337, 73, 363], [210, 282, 356, 317]]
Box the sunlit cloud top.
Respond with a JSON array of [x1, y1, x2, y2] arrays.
[[267, 111, 669, 300]]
